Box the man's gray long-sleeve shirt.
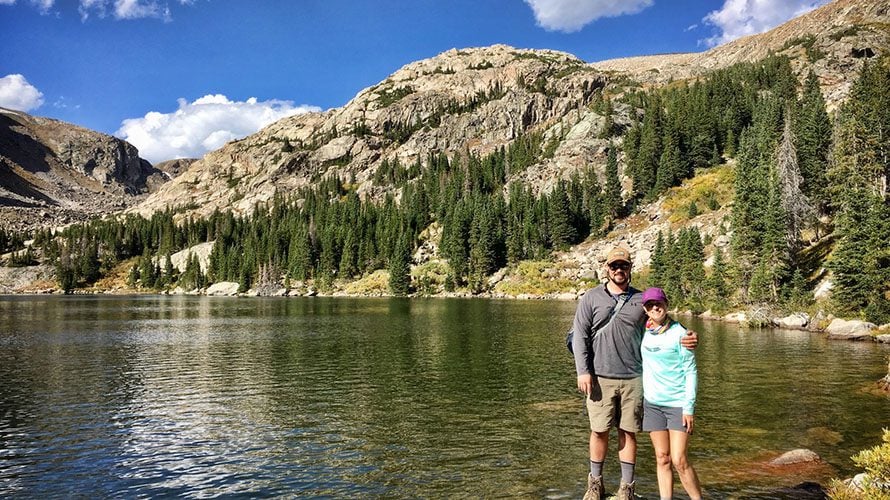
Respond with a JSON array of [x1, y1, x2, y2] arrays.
[[571, 284, 646, 379]]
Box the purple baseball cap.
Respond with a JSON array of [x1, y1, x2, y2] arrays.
[[642, 287, 668, 305]]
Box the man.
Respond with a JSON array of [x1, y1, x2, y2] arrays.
[[572, 246, 697, 500]]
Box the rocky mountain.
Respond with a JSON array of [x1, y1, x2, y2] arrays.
[[592, 0, 889, 107], [132, 0, 889, 224], [0, 108, 165, 232], [132, 45, 611, 218], [154, 158, 197, 180]]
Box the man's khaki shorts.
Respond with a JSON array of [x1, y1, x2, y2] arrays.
[[586, 376, 643, 433]]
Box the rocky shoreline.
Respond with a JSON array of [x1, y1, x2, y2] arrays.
[[3, 265, 890, 347]]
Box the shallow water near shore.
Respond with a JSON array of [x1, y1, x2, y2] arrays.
[[1, 295, 888, 498]]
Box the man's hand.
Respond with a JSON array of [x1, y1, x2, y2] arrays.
[[577, 373, 592, 396], [680, 329, 698, 350], [683, 414, 695, 434]]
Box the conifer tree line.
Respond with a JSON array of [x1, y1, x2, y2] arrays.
[[24, 133, 619, 296], [4, 55, 888, 322]]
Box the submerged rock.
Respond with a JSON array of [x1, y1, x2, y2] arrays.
[[805, 427, 844, 446], [767, 481, 828, 499], [770, 448, 822, 466]]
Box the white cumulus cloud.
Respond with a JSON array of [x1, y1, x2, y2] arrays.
[[0, 0, 54, 11], [702, 0, 831, 47], [116, 94, 321, 165], [2, 0, 192, 19], [78, 0, 179, 21], [525, 0, 654, 33], [0, 74, 45, 112]]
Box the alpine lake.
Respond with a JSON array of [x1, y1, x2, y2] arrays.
[[1, 295, 888, 499]]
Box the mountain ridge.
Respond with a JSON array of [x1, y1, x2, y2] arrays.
[[0, 107, 165, 231], [130, 0, 889, 221]]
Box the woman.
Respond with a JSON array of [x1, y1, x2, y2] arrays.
[[640, 287, 702, 500]]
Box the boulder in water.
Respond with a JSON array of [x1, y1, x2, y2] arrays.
[[206, 281, 240, 296], [773, 313, 810, 329], [770, 448, 822, 466], [825, 319, 875, 340]]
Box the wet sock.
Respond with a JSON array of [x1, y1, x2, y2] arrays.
[[589, 459, 604, 477], [619, 460, 635, 483]]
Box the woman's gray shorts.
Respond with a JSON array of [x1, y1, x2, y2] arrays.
[[642, 399, 687, 432]]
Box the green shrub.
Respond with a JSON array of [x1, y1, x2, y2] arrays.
[[344, 269, 390, 295], [412, 260, 450, 296], [828, 429, 890, 499], [493, 260, 577, 296]]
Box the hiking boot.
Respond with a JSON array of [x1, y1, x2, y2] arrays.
[[583, 474, 603, 500], [615, 479, 635, 500]]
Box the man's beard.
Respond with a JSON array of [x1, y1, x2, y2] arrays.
[[610, 272, 629, 286]]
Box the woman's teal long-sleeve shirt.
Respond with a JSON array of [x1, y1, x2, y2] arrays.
[[641, 320, 698, 415]]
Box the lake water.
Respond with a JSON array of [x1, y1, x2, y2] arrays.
[[0, 295, 888, 499]]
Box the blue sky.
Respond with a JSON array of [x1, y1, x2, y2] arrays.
[[0, 0, 829, 164]]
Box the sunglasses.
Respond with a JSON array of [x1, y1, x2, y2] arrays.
[[608, 262, 630, 271]]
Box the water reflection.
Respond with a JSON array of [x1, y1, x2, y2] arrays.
[[0, 296, 887, 498]]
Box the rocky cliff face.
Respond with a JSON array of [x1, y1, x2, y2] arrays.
[[0, 108, 164, 231], [132, 45, 611, 218]]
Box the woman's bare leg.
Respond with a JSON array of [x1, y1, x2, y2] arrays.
[[650, 430, 673, 499], [669, 429, 702, 499]]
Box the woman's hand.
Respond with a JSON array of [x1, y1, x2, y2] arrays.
[[683, 414, 695, 434]]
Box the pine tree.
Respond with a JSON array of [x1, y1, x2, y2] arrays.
[[724, 128, 737, 158], [547, 182, 575, 250], [748, 259, 772, 304], [164, 253, 176, 285], [468, 199, 497, 292], [633, 95, 662, 201], [288, 226, 312, 281], [388, 233, 411, 296], [661, 230, 683, 305], [339, 227, 358, 278], [441, 204, 470, 286], [127, 263, 139, 289], [784, 268, 811, 311], [649, 231, 667, 288], [679, 227, 706, 311], [655, 120, 684, 194], [605, 146, 622, 220], [79, 240, 101, 285], [795, 70, 832, 212], [759, 164, 789, 302], [56, 246, 77, 294], [706, 247, 729, 312]]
